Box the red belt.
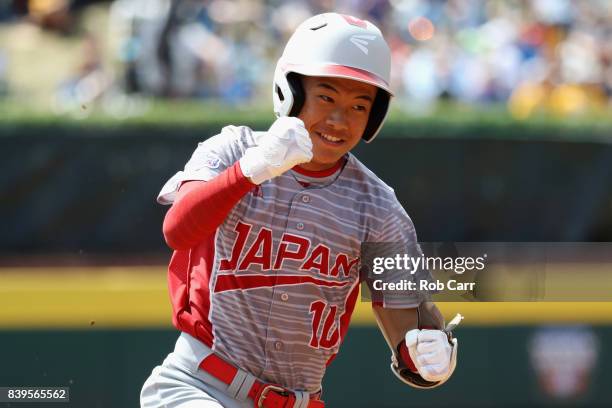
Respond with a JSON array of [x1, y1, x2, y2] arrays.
[[199, 353, 325, 408]]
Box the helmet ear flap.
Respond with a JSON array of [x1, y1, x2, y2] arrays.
[[362, 89, 390, 143], [273, 63, 295, 117], [273, 72, 305, 118], [287, 73, 305, 117]]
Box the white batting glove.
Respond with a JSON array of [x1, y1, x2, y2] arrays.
[[405, 329, 458, 384], [239, 117, 313, 185]]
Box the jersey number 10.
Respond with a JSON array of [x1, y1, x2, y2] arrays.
[[309, 300, 340, 349]]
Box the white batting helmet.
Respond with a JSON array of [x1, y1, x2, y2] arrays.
[[273, 13, 393, 143]]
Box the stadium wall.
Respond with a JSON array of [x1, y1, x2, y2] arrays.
[[2, 122, 611, 256]]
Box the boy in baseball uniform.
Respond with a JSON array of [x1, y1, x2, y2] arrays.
[[141, 12, 458, 408]]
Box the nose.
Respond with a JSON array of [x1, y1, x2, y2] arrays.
[[325, 108, 349, 130]]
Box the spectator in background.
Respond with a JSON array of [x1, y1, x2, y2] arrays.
[[3, 0, 611, 116], [54, 32, 110, 115], [28, 0, 74, 33], [103, 0, 611, 115]]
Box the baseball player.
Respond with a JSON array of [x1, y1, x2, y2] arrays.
[[141, 13, 458, 408]]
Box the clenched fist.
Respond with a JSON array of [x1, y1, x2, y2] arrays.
[[240, 117, 313, 185], [405, 329, 458, 383]]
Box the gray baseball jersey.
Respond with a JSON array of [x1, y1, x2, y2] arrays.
[[157, 125, 421, 392]]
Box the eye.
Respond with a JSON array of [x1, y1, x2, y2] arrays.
[[318, 95, 334, 103], [353, 105, 368, 112]]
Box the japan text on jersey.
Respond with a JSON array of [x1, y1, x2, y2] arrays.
[[158, 125, 421, 391]]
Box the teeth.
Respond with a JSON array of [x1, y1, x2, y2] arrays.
[[320, 133, 341, 142]]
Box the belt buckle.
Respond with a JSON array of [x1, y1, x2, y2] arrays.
[[257, 384, 288, 408]]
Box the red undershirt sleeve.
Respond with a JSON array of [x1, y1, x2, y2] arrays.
[[162, 161, 255, 250]]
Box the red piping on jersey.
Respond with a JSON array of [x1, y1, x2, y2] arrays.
[[214, 274, 352, 293], [292, 159, 344, 178], [163, 162, 255, 250]]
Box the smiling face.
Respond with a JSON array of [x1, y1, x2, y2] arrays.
[[297, 75, 377, 171]]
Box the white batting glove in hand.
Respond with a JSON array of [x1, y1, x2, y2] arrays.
[[405, 329, 458, 383], [240, 117, 313, 185]]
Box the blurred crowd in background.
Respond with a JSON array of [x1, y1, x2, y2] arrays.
[[1, 0, 611, 118]]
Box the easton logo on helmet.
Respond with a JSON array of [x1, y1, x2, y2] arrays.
[[350, 34, 377, 55]]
